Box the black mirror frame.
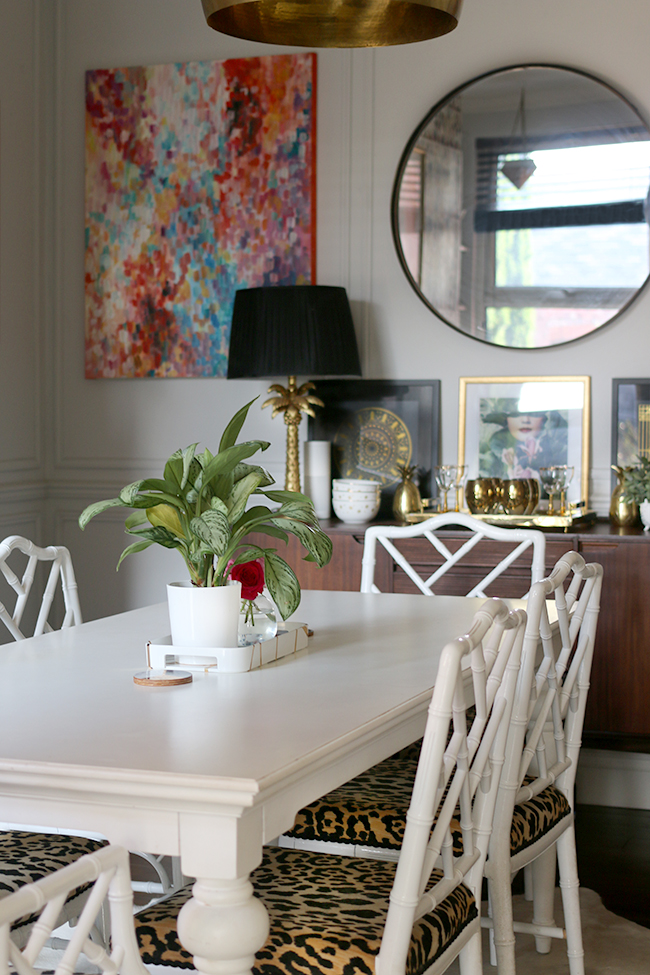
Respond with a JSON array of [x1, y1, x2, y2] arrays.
[[391, 62, 650, 349]]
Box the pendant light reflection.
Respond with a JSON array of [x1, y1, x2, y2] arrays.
[[201, 0, 462, 48], [500, 89, 537, 190]]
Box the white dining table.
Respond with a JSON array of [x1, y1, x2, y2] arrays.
[[0, 589, 502, 975]]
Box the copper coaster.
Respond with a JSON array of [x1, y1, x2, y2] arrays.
[[133, 669, 193, 687]]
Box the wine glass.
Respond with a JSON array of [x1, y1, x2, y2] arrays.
[[539, 467, 563, 515], [434, 465, 457, 513], [555, 465, 574, 515], [452, 465, 468, 512]]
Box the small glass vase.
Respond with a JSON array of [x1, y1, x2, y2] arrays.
[[238, 592, 278, 646]]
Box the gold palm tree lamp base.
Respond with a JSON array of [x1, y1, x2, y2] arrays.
[[201, 0, 462, 47], [263, 376, 324, 493]]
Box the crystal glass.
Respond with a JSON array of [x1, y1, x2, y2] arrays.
[[434, 465, 457, 513], [452, 465, 468, 512], [555, 465, 574, 515], [539, 467, 564, 515]]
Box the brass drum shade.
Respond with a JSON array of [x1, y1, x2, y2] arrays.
[[201, 0, 462, 47]]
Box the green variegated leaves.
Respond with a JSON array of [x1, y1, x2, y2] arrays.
[[78, 397, 332, 604], [147, 505, 185, 539], [271, 516, 332, 568], [190, 509, 230, 555], [263, 552, 302, 620], [78, 496, 125, 530]]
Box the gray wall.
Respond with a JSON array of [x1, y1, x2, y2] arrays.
[[3, 0, 650, 619]]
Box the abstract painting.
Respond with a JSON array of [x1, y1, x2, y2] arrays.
[[85, 54, 316, 378]]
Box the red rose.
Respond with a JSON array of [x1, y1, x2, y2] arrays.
[[230, 559, 265, 600]]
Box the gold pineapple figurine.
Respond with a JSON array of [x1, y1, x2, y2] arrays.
[[392, 464, 423, 522]]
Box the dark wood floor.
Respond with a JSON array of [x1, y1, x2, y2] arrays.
[[573, 804, 650, 929]]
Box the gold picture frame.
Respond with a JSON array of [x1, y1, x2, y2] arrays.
[[458, 376, 591, 506]]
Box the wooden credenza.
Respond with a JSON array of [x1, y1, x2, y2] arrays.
[[252, 519, 650, 750]]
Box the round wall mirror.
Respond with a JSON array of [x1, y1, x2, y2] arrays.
[[392, 64, 650, 348]]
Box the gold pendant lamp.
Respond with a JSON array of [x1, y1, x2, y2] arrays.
[[201, 0, 462, 48]]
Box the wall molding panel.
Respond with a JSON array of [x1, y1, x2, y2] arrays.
[[577, 749, 650, 810]]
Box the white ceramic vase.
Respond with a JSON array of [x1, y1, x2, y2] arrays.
[[640, 500, 650, 532], [167, 580, 242, 648]]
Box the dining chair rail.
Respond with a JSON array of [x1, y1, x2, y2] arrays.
[[360, 513, 546, 597]]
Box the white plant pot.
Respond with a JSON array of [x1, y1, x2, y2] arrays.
[[167, 581, 242, 648], [640, 500, 650, 532]]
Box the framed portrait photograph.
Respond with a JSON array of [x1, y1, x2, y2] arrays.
[[309, 379, 440, 516], [458, 376, 591, 506], [612, 379, 650, 472]]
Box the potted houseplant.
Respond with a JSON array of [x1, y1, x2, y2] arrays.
[[621, 456, 650, 530], [78, 398, 332, 646]]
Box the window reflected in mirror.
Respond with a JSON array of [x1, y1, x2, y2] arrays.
[[393, 65, 650, 349]]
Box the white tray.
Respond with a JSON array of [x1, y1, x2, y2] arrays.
[[146, 622, 309, 674]]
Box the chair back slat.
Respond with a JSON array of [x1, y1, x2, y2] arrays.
[[0, 536, 82, 640], [376, 599, 527, 975], [0, 845, 144, 975], [360, 513, 546, 598], [497, 552, 602, 838]]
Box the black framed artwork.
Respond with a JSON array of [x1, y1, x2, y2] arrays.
[[308, 379, 441, 516], [612, 379, 650, 478]]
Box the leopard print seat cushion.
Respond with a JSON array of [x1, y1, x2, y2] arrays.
[[0, 830, 108, 929], [135, 847, 478, 974], [286, 741, 571, 857]]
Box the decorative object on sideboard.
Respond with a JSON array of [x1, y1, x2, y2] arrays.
[[310, 379, 440, 517], [620, 456, 650, 530], [228, 285, 361, 493], [201, 0, 462, 48], [609, 465, 639, 526], [501, 478, 531, 515], [434, 464, 456, 512], [539, 464, 574, 516], [458, 376, 590, 509], [392, 65, 650, 350], [392, 464, 424, 521], [641, 502, 650, 532], [466, 478, 501, 514], [332, 480, 381, 525], [85, 54, 315, 379], [78, 399, 333, 643], [304, 441, 332, 521]]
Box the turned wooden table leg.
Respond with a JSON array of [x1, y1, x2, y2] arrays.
[[177, 876, 270, 975]]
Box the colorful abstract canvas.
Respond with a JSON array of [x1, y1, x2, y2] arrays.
[[85, 54, 316, 378]]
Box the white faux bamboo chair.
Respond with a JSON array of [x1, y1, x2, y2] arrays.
[[0, 534, 180, 907], [360, 513, 546, 597], [0, 536, 110, 937], [0, 535, 82, 640], [482, 551, 603, 975], [280, 551, 602, 975], [132, 601, 527, 975], [0, 843, 147, 974], [279, 515, 545, 855]]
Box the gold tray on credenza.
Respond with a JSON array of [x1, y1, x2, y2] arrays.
[[405, 509, 598, 532]]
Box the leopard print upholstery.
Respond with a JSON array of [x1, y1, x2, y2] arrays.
[[135, 847, 478, 974], [285, 741, 571, 857], [0, 830, 108, 929]]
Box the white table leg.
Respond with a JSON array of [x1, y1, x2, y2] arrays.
[[177, 875, 270, 975]]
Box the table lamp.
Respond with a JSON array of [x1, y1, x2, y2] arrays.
[[227, 285, 361, 492]]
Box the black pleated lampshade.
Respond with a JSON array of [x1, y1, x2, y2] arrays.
[[227, 285, 361, 379]]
